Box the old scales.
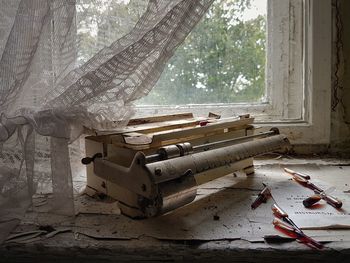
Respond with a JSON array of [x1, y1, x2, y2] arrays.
[[83, 113, 290, 218]]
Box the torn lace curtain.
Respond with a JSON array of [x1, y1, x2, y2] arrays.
[[0, 0, 214, 222]]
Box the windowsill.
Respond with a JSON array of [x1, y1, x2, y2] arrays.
[[2, 156, 349, 261], [135, 102, 305, 122]]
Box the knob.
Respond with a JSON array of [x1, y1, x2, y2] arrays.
[[81, 153, 102, 165]]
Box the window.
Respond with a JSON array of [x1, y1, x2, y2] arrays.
[[139, 0, 268, 106], [76, 0, 148, 65], [136, 0, 305, 122], [76, 0, 332, 145], [135, 0, 332, 146]]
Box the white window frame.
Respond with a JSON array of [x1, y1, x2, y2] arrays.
[[275, 0, 332, 145], [135, 0, 332, 146]]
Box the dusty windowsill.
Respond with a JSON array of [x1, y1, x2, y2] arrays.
[[1, 157, 350, 262]]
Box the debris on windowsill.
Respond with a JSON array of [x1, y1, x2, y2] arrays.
[[5, 225, 73, 244], [264, 235, 295, 243], [5, 230, 47, 244], [75, 188, 121, 216], [39, 225, 56, 233], [213, 214, 220, 221], [75, 231, 133, 241], [45, 228, 71, 238]]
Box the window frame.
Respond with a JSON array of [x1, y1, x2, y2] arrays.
[[135, 0, 332, 146], [273, 0, 332, 145]]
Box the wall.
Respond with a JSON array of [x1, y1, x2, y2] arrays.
[[330, 0, 350, 156]]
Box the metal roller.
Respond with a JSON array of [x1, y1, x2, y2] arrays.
[[140, 170, 197, 217], [146, 134, 290, 185], [145, 128, 279, 163]]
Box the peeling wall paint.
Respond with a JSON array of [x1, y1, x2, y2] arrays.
[[330, 0, 350, 155]]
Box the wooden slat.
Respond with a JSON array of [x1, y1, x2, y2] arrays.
[[148, 126, 252, 149], [126, 113, 194, 126], [150, 117, 254, 145], [112, 126, 254, 151], [112, 117, 207, 135], [100, 114, 254, 150], [110, 128, 246, 151]]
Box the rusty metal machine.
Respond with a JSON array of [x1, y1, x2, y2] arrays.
[[83, 113, 290, 218]]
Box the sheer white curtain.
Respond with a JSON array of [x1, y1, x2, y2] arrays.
[[0, 0, 214, 241]]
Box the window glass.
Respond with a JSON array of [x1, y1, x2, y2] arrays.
[[76, 0, 148, 65], [138, 0, 267, 105]]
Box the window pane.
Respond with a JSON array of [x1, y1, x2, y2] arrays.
[[76, 0, 148, 65], [139, 0, 267, 105]]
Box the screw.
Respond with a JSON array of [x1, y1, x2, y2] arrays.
[[155, 168, 162, 176]]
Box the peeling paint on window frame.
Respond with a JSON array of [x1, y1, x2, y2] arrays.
[[135, 0, 332, 146]]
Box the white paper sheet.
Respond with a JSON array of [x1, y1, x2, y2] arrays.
[[269, 179, 350, 229]]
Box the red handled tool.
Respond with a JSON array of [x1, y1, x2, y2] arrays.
[[283, 168, 342, 209], [251, 186, 271, 209], [272, 203, 324, 250]]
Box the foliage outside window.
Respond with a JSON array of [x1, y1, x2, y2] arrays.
[[76, 0, 267, 105], [140, 0, 267, 105]]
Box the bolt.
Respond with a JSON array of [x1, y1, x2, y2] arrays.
[[155, 168, 162, 176]]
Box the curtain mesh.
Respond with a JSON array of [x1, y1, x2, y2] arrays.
[[0, 0, 214, 241]]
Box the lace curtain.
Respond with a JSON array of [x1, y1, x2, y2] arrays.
[[0, 0, 214, 241]]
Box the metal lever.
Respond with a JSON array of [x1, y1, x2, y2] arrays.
[[81, 153, 102, 165]]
